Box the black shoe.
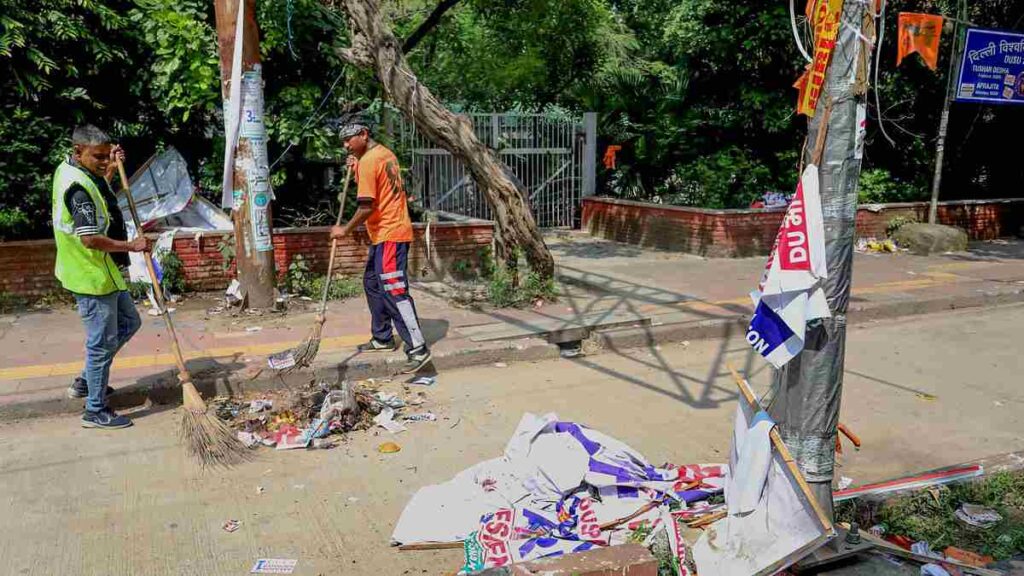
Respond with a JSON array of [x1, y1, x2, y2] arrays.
[[67, 377, 116, 399], [81, 408, 132, 429], [357, 338, 398, 353], [400, 349, 433, 374]]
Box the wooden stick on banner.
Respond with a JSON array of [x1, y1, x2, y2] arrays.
[[810, 101, 833, 166], [726, 364, 834, 533]]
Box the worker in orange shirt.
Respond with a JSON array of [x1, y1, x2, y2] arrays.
[[331, 120, 432, 374]]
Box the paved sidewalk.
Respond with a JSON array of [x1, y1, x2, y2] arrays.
[[3, 233, 1024, 418]]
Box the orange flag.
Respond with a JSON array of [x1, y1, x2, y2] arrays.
[[897, 13, 944, 70]]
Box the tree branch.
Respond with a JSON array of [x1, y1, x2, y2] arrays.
[[401, 0, 462, 54]]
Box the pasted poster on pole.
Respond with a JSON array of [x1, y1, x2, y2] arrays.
[[249, 167, 273, 253], [240, 65, 266, 138], [956, 27, 1024, 105]]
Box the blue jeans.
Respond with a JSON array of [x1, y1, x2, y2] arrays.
[[75, 291, 142, 412]]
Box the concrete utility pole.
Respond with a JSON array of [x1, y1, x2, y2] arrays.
[[768, 0, 871, 521], [928, 0, 968, 224], [214, 0, 276, 309]]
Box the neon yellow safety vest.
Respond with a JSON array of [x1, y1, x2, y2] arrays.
[[51, 161, 128, 295]]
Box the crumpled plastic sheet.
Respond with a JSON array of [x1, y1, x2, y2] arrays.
[[391, 412, 726, 573]]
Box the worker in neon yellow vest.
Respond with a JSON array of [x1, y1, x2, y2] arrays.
[[52, 125, 151, 429]]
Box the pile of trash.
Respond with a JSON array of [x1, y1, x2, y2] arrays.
[[392, 412, 728, 574], [856, 237, 900, 253], [212, 377, 437, 451]]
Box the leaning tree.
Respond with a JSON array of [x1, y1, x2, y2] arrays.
[[328, 0, 555, 280]]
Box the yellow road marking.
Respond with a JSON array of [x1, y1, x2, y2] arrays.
[[0, 261, 1000, 383], [0, 333, 368, 381]]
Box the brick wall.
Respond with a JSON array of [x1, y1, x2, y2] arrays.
[[0, 222, 494, 298], [582, 197, 1024, 257]]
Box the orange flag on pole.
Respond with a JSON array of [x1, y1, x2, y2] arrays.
[[897, 13, 944, 70]]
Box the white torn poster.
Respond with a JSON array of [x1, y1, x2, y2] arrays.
[[692, 395, 832, 575], [746, 164, 830, 368]]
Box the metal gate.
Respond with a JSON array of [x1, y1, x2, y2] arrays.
[[397, 112, 597, 228]]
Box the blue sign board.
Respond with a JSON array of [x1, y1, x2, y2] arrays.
[[956, 27, 1024, 105]]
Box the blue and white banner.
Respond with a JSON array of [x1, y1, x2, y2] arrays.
[[747, 165, 830, 368]]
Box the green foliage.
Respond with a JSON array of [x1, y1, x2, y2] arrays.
[[0, 291, 27, 314], [216, 235, 236, 272], [2, 0, 1021, 240], [285, 254, 315, 295], [285, 255, 360, 301], [858, 169, 927, 205], [887, 215, 919, 237], [0, 206, 29, 240], [127, 280, 150, 301], [128, 0, 220, 125], [836, 471, 1024, 560], [310, 274, 362, 302], [159, 251, 187, 295], [485, 250, 558, 308]]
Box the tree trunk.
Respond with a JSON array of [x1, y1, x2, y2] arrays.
[[333, 0, 554, 279]]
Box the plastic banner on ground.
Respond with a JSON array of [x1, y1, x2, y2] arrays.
[[746, 165, 830, 368], [956, 27, 1024, 105], [391, 413, 727, 573]]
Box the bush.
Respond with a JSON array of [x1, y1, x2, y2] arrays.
[[159, 251, 187, 295], [858, 169, 927, 205], [485, 250, 558, 308], [836, 471, 1024, 560], [285, 255, 361, 301]]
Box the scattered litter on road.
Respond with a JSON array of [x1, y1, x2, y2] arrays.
[[237, 431, 261, 448], [374, 407, 408, 434], [869, 524, 886, 537], [249, 399, 273, 414], [403, 412, 437, 422], [267, 350, 296, 370], [856, 238, 898, 254], [348, 497, 360, 503], [920, 564, 951, 576], [293, 484, 305, 490], [954, 503, 1002, 529], [994, 400, 1004, 407], [246, 326, 263, 333], [375, 392, 406, 409], [493, 362, 508, 368], [378, 442, 401, 454], [449, 418, 461, 430], [833, 465, 984, 502], [838, 476, 854, 490], [312, 438, 336, 450], [223, 519, 241, 533], [407, 375, 436, 386], [250, 558, 298, 574], [392, 412, 727, 568], [943, 546, 994, 567], [911, 541, 941, 559], [256, 486, 265, 495], [916, 392, 938, 401]]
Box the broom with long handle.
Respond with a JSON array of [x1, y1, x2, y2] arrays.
[[116, 159, 249, 467], [278, 165, 353, 373]]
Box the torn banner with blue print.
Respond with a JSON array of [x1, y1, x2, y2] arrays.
[[746, 165, 830, 368], [391, 413, 725, 573]]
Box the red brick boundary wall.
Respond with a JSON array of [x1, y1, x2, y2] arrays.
[[581, 197, 1024, 258], [0, 222, 494, 298]]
